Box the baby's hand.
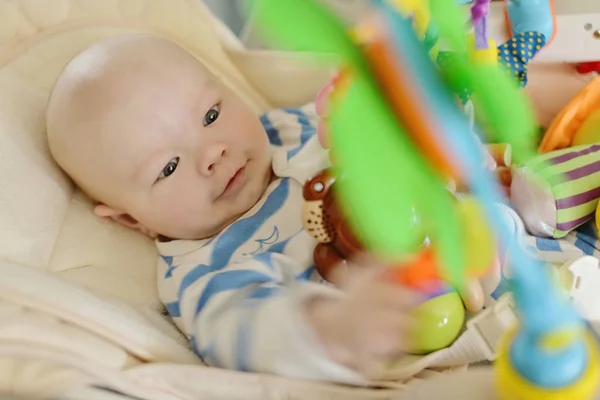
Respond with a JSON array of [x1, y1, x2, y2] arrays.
[[304, 262, 422, 375], [315, 73, 335, 149], [315, 68, 351, 151]]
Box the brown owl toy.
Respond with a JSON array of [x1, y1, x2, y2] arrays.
[[301, 168, 364, 281]]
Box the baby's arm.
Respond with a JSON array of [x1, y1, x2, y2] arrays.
[[171, 254, 361, 383], [169, 255, 418, 383]]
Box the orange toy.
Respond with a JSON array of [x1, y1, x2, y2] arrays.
[[539, 76, 600, 153], [388, 248, 441, 290], [363, 26, 460, 182], [389, 196, 498, 291]]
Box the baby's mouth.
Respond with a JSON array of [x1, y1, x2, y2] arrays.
[[220, 166, 246, 198]]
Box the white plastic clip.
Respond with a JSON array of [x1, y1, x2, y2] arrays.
[[559, 256, 600, 323], [465, 294, 518, 360]]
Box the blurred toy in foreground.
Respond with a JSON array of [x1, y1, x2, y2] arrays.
[[308, 0, 502, 356], [255, 0, 600, 397]]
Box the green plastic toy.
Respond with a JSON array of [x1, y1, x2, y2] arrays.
[[252, 0, 537, 287]]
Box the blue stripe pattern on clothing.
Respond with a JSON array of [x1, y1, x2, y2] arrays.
[[164, 300, 181, 318], [248, 286, 282, 300], [269, 228, 302, 254], [194, 269, 275, 317], [196, 339, 219, 366], [252, 251, 275, 271], [260, 113, 282, 146], [296, 265, 316, 281], [235, 305, 254, 372], [535, 237, 562, 252], [573, 223, 597, 256], [283, 108, 315, 160], [529, 221, 600, 261], [210, 179, 290, 269]]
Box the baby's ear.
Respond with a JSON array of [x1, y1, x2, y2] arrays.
[[93, 204, 157, 238]]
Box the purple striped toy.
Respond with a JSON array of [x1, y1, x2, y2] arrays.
[[511, 143, 600, 237]]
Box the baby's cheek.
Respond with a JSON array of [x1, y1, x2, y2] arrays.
[[228, 110, 269, 156], [155, 194, 209, 236]]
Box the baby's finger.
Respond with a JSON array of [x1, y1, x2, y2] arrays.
[[316, 119, 329, 149], [350, 312, 412, 376], [348, 252, 387, 269], [328, 262, 374, 289], [315, 82, 334, 117], [329, 252, 387, 287], [364, 310, 414, 355], [458, 278, 485, 312]]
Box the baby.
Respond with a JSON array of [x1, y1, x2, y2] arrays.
[[47, 34, 486, 383]]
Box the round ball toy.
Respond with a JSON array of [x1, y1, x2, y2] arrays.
[[408, 286, 466, 355]]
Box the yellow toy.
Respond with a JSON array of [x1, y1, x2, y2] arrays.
[[467, 0, 498, 65], [496, 329, 600, 400]]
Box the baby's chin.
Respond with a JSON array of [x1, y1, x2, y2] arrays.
[[209, 165, 273, 235], [231, 165, 273, 218]]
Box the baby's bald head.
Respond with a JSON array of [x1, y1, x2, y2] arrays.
[[47, 34, 213, 202], [46, 34, 272, 240]]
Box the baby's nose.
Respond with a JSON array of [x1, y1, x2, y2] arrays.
[[199, 143, 227, 175]]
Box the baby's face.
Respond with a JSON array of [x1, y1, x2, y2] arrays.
[[109, 74, 272, 240], [48, 36, 272, 240]]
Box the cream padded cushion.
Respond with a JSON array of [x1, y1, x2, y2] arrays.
[[0, 0, 330, 310]]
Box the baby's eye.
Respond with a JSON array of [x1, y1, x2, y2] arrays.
[[158, 157, 179, 180], [203, 104, 220, 126]]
